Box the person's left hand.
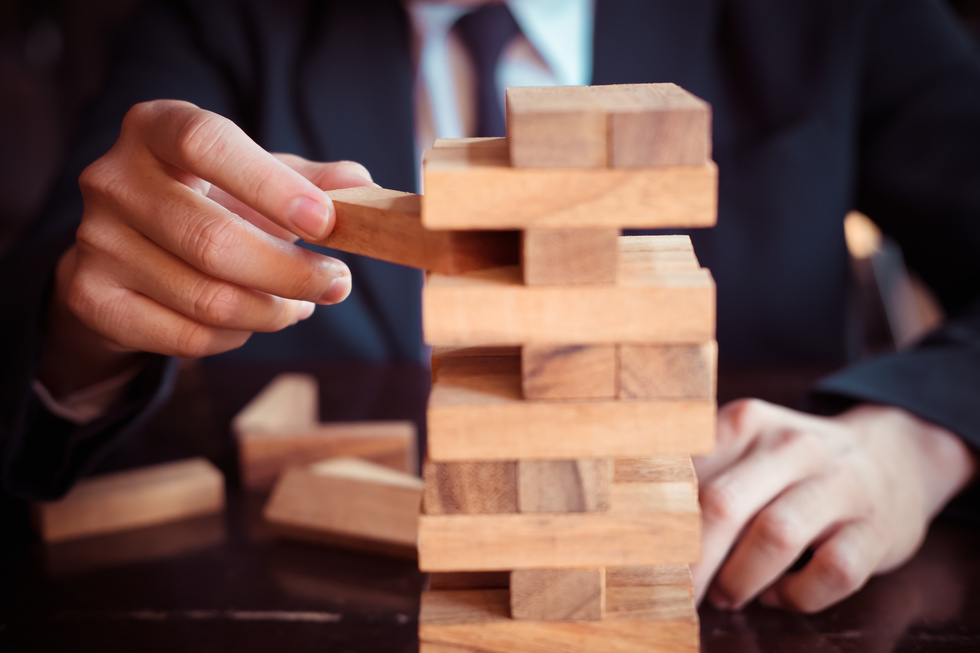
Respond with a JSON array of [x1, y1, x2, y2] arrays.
[[692, 399, 976, 613]]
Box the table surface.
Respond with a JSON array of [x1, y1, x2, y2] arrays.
[[2, 360, 979, 652]]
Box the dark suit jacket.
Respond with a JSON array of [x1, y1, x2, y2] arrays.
[[2, 0, 979, 499]]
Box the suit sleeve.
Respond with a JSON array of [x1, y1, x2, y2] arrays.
[[0, 0, 255, 499], [811, 0, 980, 450]]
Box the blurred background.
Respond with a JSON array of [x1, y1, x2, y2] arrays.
[[1, 0, 977, 351]]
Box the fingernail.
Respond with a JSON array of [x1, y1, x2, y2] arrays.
[[709, 587, 733, 610], [319, 274, 352, 304], [287, 196, 331, 240], [298, 301, 316, 321]]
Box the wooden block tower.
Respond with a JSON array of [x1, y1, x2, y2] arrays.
[[417, 83, 718, 652]]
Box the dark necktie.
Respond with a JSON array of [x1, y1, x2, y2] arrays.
[[454, 3, 521, 137]]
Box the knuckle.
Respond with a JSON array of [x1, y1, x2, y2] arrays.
[[173, 322, 219, 359], [185, 216, 238, 274], [754, 511, 800, 555], [815, 545, 864, 594], [718, 398, 767, 441], [174, 110, 233, 168], [700, 483, 741, 526], [193, 280, 243, 326]]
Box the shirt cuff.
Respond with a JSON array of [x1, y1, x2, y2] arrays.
[[31, 363, 145, 425]]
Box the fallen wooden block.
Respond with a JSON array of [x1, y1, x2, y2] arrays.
[[510, 568, 606, 621], [517, 460, 611, 513], [603, 83, 711, 167], [427, 353, 715, 461], [422, 138, 717, 229], [32, 458, 225, 543], [312, 186, 518, 273], [521, 344, 617, 400], [232, 373, 319, 434], [506, 86, 608, 168], [422, 460, 518, 515], [419, 585, 697, 653], [522, 228, 620, 286], [619, 341, 718, 400], [418, 479, 699, 571], [264, 457, 422, 559], [237, 420, 418, 490], [423, 248, 715, 347]]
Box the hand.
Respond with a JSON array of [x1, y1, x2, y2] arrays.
[[692, 399, 976, 613], [40, 100, 376, 396]]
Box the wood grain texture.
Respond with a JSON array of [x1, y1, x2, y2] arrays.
[[419, 585, 697, 653], [33, 459, 225, 543], [422, 138, 717, 229], [418, 481, 699, 571], [427, 353, 715, 461], [506, 86, 608, 168], [603, 83, 711, 167], [232, 373, 319, 434], [312, 186, 518, 273], [517, 460, 611, 513], [237, 420, 417, 490], [510, 568, 606, 621], [619, 341, 717, 400], [422, 460, 518, 515], [607, 565, 693, 592], [618, 235, 700, 270], [264, 458, 422, 559], [614, 456, 697, 486], [423, 241, 715, 346], [521, 344, 617, 400], [522, 228, 620, 286]]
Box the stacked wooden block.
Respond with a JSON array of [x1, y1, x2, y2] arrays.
[[417, 84, 718, 652]]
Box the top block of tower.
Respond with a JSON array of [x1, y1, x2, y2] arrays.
[[507, 83, 712, 168]]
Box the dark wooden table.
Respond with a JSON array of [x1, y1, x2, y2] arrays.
[[2, 360, 979, 652]]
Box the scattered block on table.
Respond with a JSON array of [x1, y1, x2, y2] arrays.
[[32, 458, 225, 543], [314, 186, 518, 274], [419, 585, 698, 653], [427, 352, 715, 461], [422, 138, 717, 229], [601, 83, 711, 167], [614, 456, 697, 488], [521, 344, 617, 400], [418, 479, 699, 571], [510, 568, 606, 621], [506, 86, 608, 168], [423, 257, 715, 347], [232, 373, 319, 435], [428, 571, 511, 591], [422, 460, 518, 515], [521, 228, 620, 286], [237, 420, 417, 490], [264, 457, 422, 559], [619, 341, 717, 400], [517, 460, 611, 513], [607, 564, 693, 593]]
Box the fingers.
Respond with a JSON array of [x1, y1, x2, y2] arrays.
[[275, 154, 377, 191], [126, 101, 337, 240], [760, 521, 880, 613]]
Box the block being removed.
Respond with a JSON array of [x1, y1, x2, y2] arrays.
[[33, 458, 225, 543], [517, 459, 611, 513]]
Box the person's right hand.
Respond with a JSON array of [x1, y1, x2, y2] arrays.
[[40, 100, 374, 396]]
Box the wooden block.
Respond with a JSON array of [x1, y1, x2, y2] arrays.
[[428, 571, 510, 591], [427, 353, 715, 461], [517, 460, 611, 513], [418, 480, 699, 571], [422, 460, 518, 515], [232, 373, 319, 434], [237, 420, 418, 490], [619, 234, 700, 270], [419, 585, 697, 653], [32, 459, 225, 543], [422, 138, 718, 229], [432, 345, 521, 383], [614, 456, 697, 487], [602, 83, 711, 167], [510, 568, 606, 621], [423, 247, 715, 346], [264, 457, 422, 559], [521, 344, 617, 400], [607, 565, 693, 592], [506, 86, 608, 168], [313, 186, 518, 274], [522, 228, 619, 286], [619, 341, 717, 400]]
